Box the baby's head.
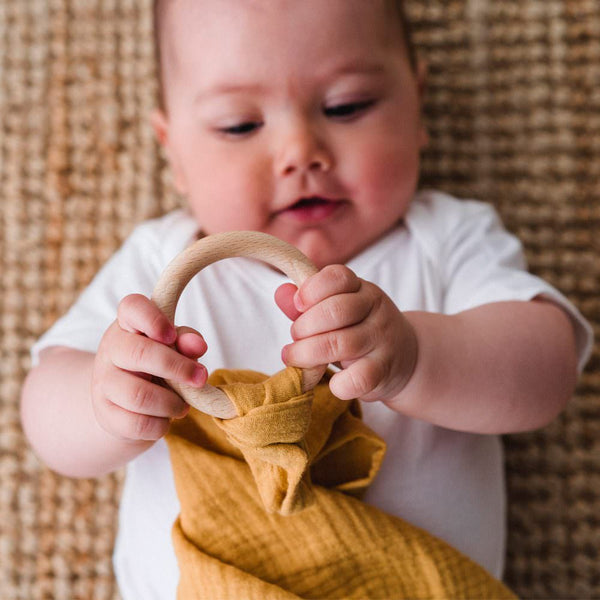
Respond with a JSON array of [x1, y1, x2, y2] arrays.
[[151, 0, 428, 268]]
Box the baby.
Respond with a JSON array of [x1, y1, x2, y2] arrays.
[[22, 0, 592, 597]]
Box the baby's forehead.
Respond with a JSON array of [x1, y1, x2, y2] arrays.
[[156, 0, 409, 57], [155, 0, 414, 106], [157, 0, 405, 44]]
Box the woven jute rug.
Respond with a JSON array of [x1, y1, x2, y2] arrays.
[[1, 1, 598, 598]]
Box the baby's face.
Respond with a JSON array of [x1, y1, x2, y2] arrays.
[[153, 0, 427, 268]]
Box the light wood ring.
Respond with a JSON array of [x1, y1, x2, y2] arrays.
[[151, 231, 327, 419]]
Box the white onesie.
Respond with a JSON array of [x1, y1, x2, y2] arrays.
[[32, 190, 593, 599]]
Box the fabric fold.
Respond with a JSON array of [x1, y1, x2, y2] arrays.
[[181, 367, 385, 515], [166, 367, 516, 599]]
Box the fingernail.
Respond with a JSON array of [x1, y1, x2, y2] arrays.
[[164, 327, 177, 344], [176, 403, 190, 419], [281, 345, 290, 364], [190, 364, 207, 387], [293, 291, 305, 312]]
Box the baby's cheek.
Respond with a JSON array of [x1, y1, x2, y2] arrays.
[[350, 142, 420, 208], [187, 166, 272, 232]]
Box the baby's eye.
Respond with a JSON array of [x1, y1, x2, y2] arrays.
[[218, 121, 263, 136], [324, 99, 376, 120]]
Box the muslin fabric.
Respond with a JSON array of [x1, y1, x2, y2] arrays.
[[166, 367, 515, 599]]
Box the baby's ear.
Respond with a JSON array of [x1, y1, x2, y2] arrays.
[[150, 109, 169, 146], [149, 109, 188, 195]]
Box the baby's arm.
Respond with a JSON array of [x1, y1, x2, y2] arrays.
[[21, 294, 207, 478], [277, 265, 578, 434]]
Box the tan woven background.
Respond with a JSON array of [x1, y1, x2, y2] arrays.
[[1, 1, 598, 598]]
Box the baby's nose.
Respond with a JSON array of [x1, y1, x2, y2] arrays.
[[276, 122, 333, 176]]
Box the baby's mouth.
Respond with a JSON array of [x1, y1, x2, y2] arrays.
[[289, 196, 332, 209], [278, 196, 345, 222]]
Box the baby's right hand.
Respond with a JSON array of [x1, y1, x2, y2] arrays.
[[92, 294, 207, 442]]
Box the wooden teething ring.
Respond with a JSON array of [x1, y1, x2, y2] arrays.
[[151, 231, 327, 419]]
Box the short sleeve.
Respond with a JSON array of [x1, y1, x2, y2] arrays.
[[30, 211, 197, 365], [440, 200, 593, 372]]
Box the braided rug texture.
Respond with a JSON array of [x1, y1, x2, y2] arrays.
[[0, 1, 598, 598]]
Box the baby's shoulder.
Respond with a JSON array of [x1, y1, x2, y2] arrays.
[[406, 190, 502, 254], [126, 209, 200, 263], [408, 190, 498, 232]]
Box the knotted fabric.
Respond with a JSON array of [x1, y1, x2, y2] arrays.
[[166, 367, 516, 599]]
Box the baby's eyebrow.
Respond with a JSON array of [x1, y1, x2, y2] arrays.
[[325, 61, 386, 78], [194, 83, 266, 104], [194, 62, 387, 106]]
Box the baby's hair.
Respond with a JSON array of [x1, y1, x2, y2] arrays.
[[153, 0, 417, 112]]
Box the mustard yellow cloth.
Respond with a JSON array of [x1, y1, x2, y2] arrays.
[[166, 367, 516, 599]]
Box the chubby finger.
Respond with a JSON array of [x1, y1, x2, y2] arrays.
[[117, 293, 176, 345], [291, 292, 372, 340], [112, 331, 207, 387], [275, 283, 302, 321], [102, 368, 190, 418], [98, 401, 173, 441], [175, 326, 208, 359], [295, 265, 361, 311], [328, 357, 386, 401], [282, 324, 374, 368]]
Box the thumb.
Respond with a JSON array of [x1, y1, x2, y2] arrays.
[[274, 283, 303, 321], [175, 326, 207, 359]]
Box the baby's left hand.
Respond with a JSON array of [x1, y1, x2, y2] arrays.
[[275, 265, 418, 403]]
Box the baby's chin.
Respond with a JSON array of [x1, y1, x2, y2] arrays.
[[290, 235, 365, 269], [195, 222, 385, 269], [267, 213, 406, 269]]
